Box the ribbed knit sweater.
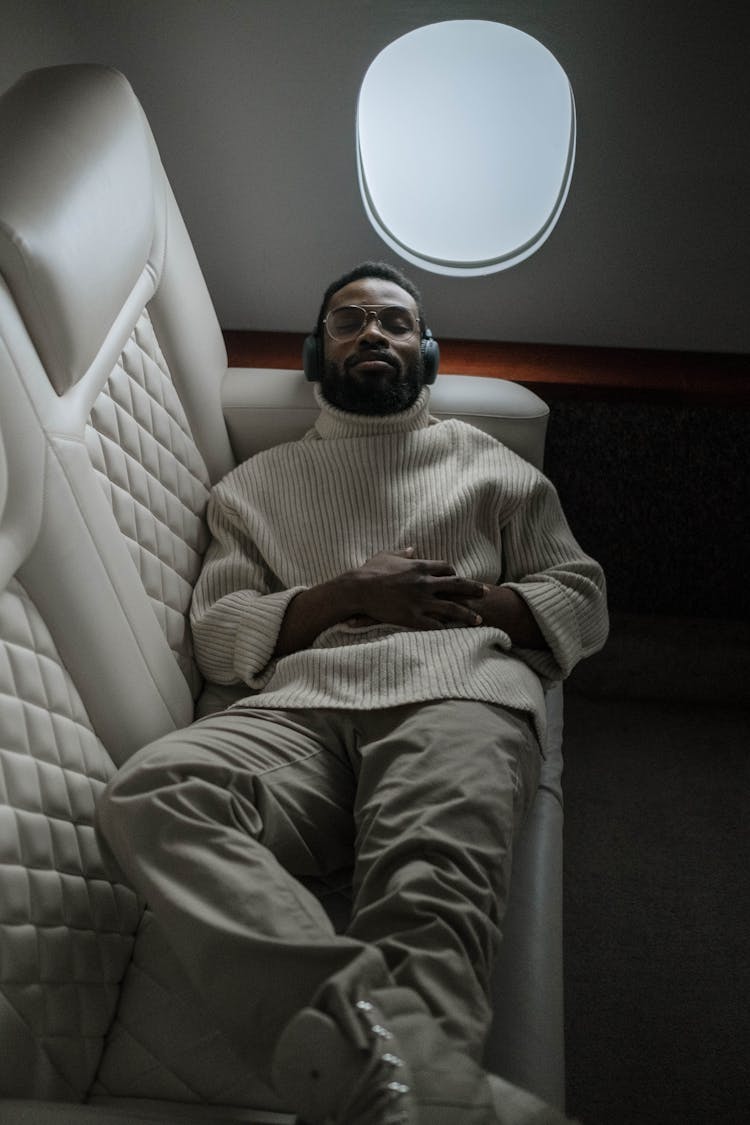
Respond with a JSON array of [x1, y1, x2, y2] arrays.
[[191, 387, 608, 747]]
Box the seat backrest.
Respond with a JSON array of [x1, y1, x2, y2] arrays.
[[0, 64, 236, 724], [0, 63, 237, 1102], [222, 367, 549, 471], [0, 358, 144, 1100]]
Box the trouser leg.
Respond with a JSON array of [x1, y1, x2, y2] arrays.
[[346, 699, 542, 1060], [95, 707, 392, 1073]]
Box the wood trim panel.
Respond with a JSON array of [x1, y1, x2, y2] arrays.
[[222, 330, 749, 406]]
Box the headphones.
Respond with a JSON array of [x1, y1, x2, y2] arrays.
[[303, 327, 440, 385]]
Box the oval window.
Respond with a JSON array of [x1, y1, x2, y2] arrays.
[[357, 20, 576, 276]]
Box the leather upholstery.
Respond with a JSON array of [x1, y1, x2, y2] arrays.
[[0, 66, 158, 397], [0, 63, 566, 1120], [0, 578, 141, 1100], [85, 309, 212, 697], [0, 302, 143, 1099]]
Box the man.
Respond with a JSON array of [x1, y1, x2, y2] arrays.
[[97, 262, 608, 1124]]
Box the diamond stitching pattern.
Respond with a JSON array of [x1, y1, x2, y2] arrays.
[[94, 910, 284, 1108], [0, 580, 141, 1098], [85, 310, 211, 694]]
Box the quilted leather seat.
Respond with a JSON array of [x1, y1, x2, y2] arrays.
[[0, 65, 565, 1121]]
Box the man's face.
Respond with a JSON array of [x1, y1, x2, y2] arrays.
[[320, 278, 425, 415]]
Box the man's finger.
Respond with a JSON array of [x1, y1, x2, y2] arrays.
[[432, 577, 486, 599], [428, 600, 484, 625], [413, 559, 456, 576]]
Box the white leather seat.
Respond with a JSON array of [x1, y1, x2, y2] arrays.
[[0, 64, 565, 1120]]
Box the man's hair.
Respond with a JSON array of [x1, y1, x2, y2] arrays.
[[315, 261, 426, 338]]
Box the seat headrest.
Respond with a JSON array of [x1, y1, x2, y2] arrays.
[[0, 65, 159, 396]]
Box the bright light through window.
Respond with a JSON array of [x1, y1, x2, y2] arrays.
[[357, 20, 576, 276]]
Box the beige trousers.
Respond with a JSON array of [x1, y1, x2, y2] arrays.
[[96, 699, 540, 1077]]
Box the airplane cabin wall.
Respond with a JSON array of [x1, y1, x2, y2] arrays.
[[1, 0, 748, 354]]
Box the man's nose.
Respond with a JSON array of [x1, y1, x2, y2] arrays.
[[357, 312, 387, 345]]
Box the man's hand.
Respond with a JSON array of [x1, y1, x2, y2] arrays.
[[347, 554, 547, 649], [346, 548, 486, 630], [274, 548, 486, 657], [463, 584, 547, 650]]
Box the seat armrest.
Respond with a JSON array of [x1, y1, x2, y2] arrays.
[[484, 683, 566, 1110]]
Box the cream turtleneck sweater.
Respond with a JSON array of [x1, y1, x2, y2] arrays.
[[190, 387, 608, 746]]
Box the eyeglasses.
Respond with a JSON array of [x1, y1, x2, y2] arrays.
[[323, 304, 419, 342]]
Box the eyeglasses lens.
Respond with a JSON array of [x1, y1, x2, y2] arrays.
[[327, 306, 417, 341]]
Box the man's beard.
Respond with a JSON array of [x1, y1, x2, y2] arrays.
[[320, 347, 425, 415]]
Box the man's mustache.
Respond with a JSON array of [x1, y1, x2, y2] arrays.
[[345, 348, 401, 373]]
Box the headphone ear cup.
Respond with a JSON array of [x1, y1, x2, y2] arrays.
[[421, 331, 440, 385], [303, 333, 321, 381]]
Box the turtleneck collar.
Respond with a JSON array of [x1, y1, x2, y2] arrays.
[[312, 385, 434, 440]]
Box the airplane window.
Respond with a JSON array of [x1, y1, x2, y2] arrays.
[[356, 20, 576, 276]]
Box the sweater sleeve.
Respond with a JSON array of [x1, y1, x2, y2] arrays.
[[500, 467, 609, 682], [190, 481, 306, 688]]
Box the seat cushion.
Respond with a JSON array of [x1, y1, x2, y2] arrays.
[[92, 910, 288, 1113]]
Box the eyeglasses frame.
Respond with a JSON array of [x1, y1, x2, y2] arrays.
[[323, 303, 421, 342]]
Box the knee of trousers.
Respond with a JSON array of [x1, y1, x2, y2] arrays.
[[95, 729, 245, 877], [95, 737, 172, 877]]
